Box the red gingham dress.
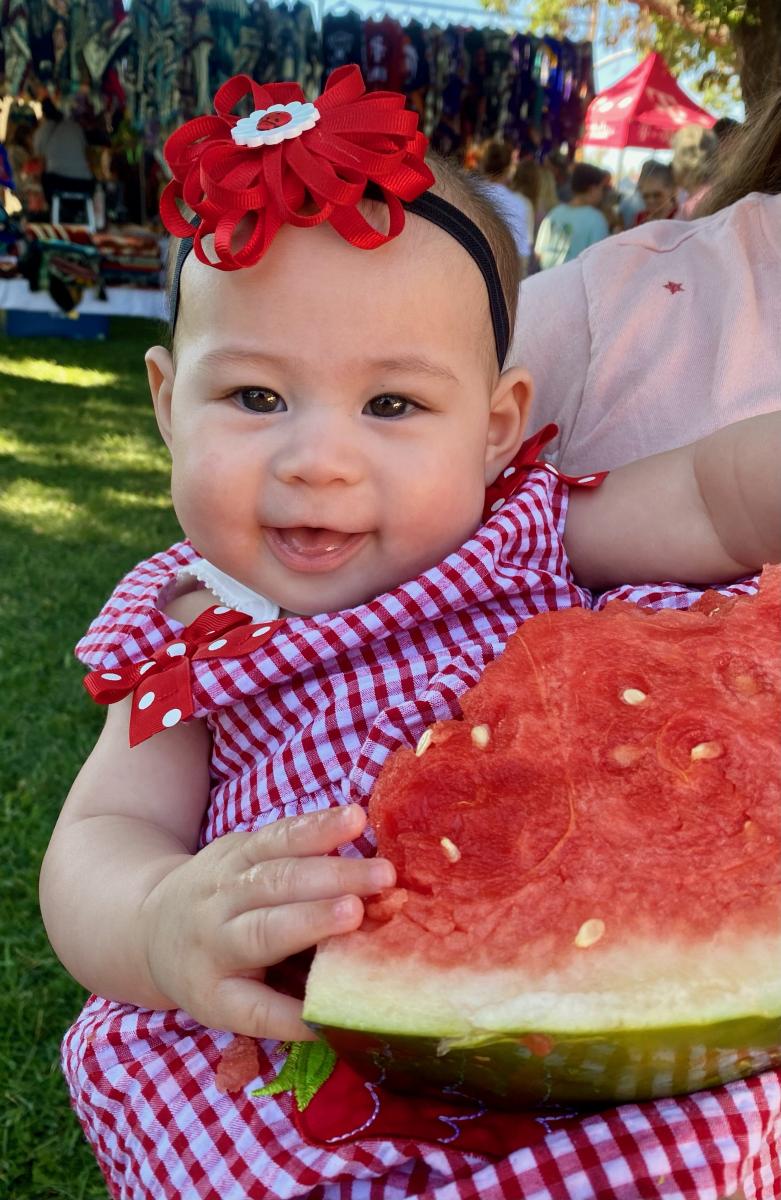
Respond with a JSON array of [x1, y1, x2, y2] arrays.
[[62, 468, 779, 1200]]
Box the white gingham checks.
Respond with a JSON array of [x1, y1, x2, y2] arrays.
[[64, 469, 774, 1200]]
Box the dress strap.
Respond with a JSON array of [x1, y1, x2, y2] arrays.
[[482, 423, 608, 521]]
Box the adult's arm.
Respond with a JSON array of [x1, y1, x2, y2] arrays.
[[565, 412, 781, 590]]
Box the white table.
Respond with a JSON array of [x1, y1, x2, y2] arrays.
[[0, 277, 167, 319]]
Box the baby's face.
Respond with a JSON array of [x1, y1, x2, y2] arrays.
[[148, 217, 529, 616]]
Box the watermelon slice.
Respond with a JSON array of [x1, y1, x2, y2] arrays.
[[304, 568, 781, 1107]]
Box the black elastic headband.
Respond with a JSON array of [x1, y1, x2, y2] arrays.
[[404, 192, 510, 367], [168, 192, 511, 366]]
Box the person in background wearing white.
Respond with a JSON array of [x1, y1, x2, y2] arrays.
[[33, 95, 94, 212], [477, 139, 533, 273], [534, 162, 610, 270]]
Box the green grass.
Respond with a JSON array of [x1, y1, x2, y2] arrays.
[[0, 318, 181, 1198]]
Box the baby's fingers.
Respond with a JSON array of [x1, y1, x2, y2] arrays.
[[227, 855, 394, 917], [214, 978, 315, 1042], [225, 895, 364, 971], [239, 805, 367, 867]]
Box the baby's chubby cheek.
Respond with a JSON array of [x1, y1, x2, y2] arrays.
[[169, 445, 236, 540], [402, 469, 486, 562]]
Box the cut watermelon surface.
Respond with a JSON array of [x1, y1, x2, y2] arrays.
[[304, 567, 781, 1106]]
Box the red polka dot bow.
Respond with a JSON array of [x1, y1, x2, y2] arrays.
[[482, 425, 608, 522], [83, 606, 282, 746], [160, 65, 435, 269]]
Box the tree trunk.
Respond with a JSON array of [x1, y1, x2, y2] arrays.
[[733, 0, 781, 114]]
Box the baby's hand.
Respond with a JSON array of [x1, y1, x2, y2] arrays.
[[140, 805, 393, 1041]]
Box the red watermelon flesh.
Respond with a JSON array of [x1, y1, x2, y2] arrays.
[[304, 568, 781, 1105]]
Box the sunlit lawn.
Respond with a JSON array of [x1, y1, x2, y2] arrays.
[[0, 318, 181, 1198]]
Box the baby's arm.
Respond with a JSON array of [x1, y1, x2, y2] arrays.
[[39, 699, 393, 1040], [565, 412, 781, 591]]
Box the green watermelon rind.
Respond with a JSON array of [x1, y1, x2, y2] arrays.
[[305, 1015, 781, 1107], [302, 932, 781, 1106]]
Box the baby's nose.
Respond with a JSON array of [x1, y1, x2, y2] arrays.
[[274, 420, 363, 488]]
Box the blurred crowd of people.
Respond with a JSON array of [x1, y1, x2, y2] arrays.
[[0, 80, 742, 286], [469, 114, 742, 274], [5, 96, 97, 217], [0, 90, 165, 232]]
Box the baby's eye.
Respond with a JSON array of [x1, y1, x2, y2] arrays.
[[233, 388, 286, 414], [365, 394, 416, 420]]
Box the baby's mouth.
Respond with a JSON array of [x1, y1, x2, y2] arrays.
[[265, 526, 367, 572], [274, 527, 354, 555]]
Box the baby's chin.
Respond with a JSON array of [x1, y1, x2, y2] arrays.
[[274, 580, 387, 619], [267, 565, 413, 618]]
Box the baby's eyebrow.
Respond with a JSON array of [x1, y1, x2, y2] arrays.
[[192, 346, 283, 372], [191, 346, 460, 384], [365, 355, 460, 384]]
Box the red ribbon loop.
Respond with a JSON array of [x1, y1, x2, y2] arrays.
[[481, 425, 609, 523], [84, 607, 254, 746], [160, 65, 434, 268]]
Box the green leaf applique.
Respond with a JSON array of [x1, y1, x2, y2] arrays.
[[251, 1040, 337, 1111]]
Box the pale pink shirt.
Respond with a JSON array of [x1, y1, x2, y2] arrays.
[[512, 191, 781, 474]]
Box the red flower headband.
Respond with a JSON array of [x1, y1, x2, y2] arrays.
[[160, 65, 435, 269]]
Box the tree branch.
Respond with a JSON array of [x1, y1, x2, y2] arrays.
[[630, 0, 731, 48]]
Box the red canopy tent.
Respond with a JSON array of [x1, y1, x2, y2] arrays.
[[583, 52, 715, 150]]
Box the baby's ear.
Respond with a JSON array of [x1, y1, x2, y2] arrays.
[[484, 366, 533, 486], [145, 346, 175, 452]]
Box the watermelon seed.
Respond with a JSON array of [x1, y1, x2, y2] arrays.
[[612, 744, 642, 767], [733, 672, 759, 694], [440, 837, 461, 863], [415, 729, 433, 757], [620, 688, 647, 706], [574, 918, 606, 948], [690, 741, 722, 761], [470, 724, 491, 749]]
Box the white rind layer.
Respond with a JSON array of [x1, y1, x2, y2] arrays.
[[304, 932, 781, 1038]]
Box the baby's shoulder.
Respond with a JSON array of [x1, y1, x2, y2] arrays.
[[75, 541, 200, 670]]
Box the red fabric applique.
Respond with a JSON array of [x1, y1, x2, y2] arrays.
[[84, 606, 255, 746], [159, 64, 434, 270], [215, 1035, 261, 1094], [291, 1054, 583, 1158], [228, 1037, 582, 1159], [663, 280, 685, 294], [482, 423, 607, 523]]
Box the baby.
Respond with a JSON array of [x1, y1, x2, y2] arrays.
[[41, 69, 779, 1200]]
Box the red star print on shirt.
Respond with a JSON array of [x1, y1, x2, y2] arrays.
[[663, 280, 685, 294]]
